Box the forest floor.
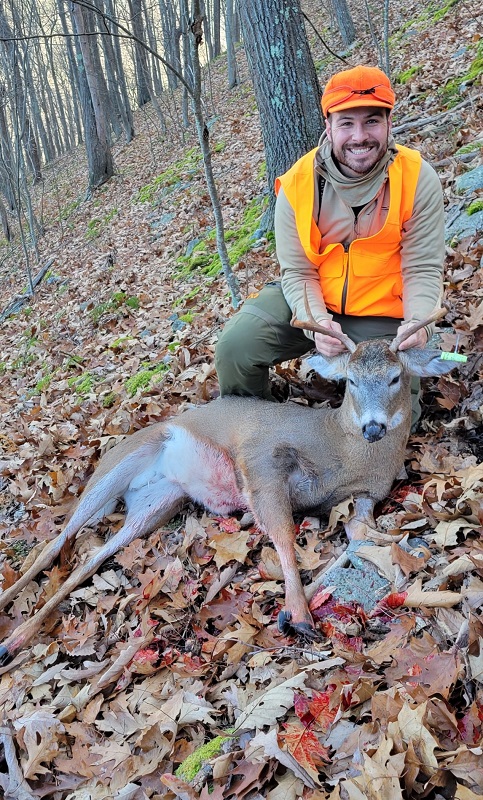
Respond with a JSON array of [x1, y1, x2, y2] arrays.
[[1, 0, 483, 797]]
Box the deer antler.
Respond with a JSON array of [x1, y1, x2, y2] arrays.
[[290, 285, 357, 353], [389, 307, 447, 352]]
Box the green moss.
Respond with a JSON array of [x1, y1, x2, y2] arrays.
[[432, 0, 460, 21], [68, 372, 96, 396], [213, 140, 225, 153], [441, 39, 483, 106], [396, 66, 420, 84], [60, 199, 80, 220], [179, 312, 194, 324], [64, 354, 84, 369], [90, 292, 140, 324], [109, 335, 134, 350], [467, 200, 483, 216], [102, 391, 117, 408], [172, 286, 201, 309], [136, 148, 201, 203], [86, 209, 118, 239], [35, 372, 54, 392], [176, 196, 266, 277], [10, 540, 31, 561], [175, 736, 228, 782], [456, 141, 483, 155], [125, 363, 168, 397]]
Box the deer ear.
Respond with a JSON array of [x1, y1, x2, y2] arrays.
[[307, 352, 351, 381], [399, 349, 463, 377]]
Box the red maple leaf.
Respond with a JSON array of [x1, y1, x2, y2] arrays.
[[279, 721, 331, 778], [294, 689, 337, 733]]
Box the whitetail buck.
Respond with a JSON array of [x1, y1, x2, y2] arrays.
[[0, 306, 458, 666]]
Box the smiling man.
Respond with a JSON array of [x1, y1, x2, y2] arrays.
[[215, 65, 445, 423]]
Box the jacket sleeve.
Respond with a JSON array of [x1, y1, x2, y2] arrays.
[[275, 187, 332, 339], [400, 160, 445, 333]]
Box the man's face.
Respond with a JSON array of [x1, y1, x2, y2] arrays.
[[325, 106, 392, 176]]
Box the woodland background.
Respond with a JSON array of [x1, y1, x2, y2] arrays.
[[0, 0, 483, 798]]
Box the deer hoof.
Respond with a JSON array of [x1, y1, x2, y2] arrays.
[[0, 644, 13, 667], [277, 610, 321, 641]]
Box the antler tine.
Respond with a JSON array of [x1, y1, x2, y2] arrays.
[[389, 307, 447, 352], [290, 284, 357, 353]]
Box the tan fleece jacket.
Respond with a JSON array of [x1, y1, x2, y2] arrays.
[[275, 133, 445, 336]]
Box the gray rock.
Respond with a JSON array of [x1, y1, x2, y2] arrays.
[[324, 566, 390, 611], [445, 209, 483, 242], [455, 165, 483, 194]]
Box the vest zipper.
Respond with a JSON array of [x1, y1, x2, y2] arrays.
[[341, 244, 349, 315]]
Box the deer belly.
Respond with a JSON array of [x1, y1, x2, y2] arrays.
[[161, 425, 247, 514]]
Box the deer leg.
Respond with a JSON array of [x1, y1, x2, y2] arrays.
[[0, 479, 186, 667], [344, 497, 376, 541], [247, 485, 320, 641], [0, 451, 154, 614]]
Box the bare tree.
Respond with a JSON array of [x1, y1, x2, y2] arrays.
[[331, 0, 356, 46], [70, 0, 114, 190], [225, 0, 238, 89]]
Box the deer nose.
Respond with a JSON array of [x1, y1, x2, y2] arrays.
[[363, 421, 387, 442]]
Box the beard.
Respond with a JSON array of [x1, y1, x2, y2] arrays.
[[332, 137, 388, 175]]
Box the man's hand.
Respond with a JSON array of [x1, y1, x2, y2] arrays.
[[314, 320, 346, 356], [396, 321, 428, 350]]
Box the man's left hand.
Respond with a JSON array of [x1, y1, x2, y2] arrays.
[[396, 321, 428, 350]]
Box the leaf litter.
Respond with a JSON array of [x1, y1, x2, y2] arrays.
[[1, 0, 483, 796]]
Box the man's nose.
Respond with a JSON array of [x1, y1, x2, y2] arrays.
[[350, 123, 367, 141]]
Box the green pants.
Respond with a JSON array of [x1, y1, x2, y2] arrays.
[[215, 283, 421, 423]]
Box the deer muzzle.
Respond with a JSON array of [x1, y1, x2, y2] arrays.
[[362, 421, 387, 442]]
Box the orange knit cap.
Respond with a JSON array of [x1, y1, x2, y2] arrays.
[[321, 65, 395, 117]]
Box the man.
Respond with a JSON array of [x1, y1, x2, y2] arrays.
[[215, 65, 445, 421]]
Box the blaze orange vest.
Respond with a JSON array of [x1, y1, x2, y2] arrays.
[[275, 144, 422, 317]]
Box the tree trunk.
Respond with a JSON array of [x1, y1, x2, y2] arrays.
[[128, 0, 152, 107], [158, 0, 181, 90], [103, 0, 135, 141], [180, 0, 190, 129], [71, 1, 114, 191], [331, 0, 357, 46], [225, 0, 239, 89], [238, 0, 323, 230], [213, 0, 221, 57]]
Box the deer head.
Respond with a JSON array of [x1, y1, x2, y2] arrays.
[[292, 293, 456, 442]]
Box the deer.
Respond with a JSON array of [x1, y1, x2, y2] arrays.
[[0, 304, 458, 667]]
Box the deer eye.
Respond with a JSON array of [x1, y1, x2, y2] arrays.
[[389, 375, 400, 386], [348, 377, 357, 387]]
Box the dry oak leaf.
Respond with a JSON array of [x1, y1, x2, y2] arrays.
[[279, 721, 330, 783], [391, 701, 439, 773], [352, 734, 405, 800], [233, 671, 308, 732], [464, 300, 483, 330], [468, 637, 483, 684], [446, 747, 483, 793], [209, 528, 251, 568], [13, 709, 65, 780], [265, 772, 305, 800]]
